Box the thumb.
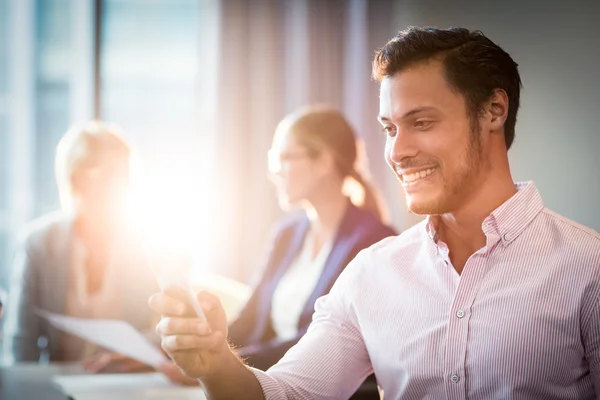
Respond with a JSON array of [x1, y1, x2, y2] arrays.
[[196, 291, 223, 312]]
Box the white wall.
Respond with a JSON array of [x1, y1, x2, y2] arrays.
[[389, 0, 600, 232]]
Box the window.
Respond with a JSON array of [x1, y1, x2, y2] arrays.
[[0, 0, 219, 285], [101, 0, 209, 179], [101, 0, 218, 269], [34, 0, 73, 215]]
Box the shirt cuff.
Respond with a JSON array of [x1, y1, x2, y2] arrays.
[[249, 367, 288, 400]]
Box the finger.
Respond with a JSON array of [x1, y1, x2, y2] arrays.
[[162, 369, 176, 378], [164, 285, 199, 315], [120, 359, 149, 373], [80, 351, 105, 367], [156, 317, 210, 336], [81, 358, 96, 368], [84, 358, 109, 373], [110, 353, 129, 361], [157, 364, 183, 381], [161, 331, 224, 352], [196, 291, 222, 312], [149, 292, 188, 316], [101, 352, 128, 363], [82, 363, 97, 373], [86, 352, 121, 373], [111, 355, 135, 369], [155, 361, 174, 372], [162, 370, 178, 382]]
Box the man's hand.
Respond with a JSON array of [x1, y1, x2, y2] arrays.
[[82, 352, 152, 373], [149, 286, 266, 399], [149, 286, 230, 379]]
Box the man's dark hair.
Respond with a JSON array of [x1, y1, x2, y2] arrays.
[[373, 27, 522, 150]]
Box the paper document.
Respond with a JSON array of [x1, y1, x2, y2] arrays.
[[63, 388, 206, 400], [53, 372, 171, 392], [37, 310, 167, 367], [191, 271, 252, 322], [53, 373, 206, 400]]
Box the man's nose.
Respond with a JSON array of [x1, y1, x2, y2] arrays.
[[388, 128, 418, 164]]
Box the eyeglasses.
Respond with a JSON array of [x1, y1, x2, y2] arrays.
[[267, 149, 311, 173], [78, 163, 129, 183]]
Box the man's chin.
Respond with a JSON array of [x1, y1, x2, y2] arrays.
[[406, 196, 446, 216], [407, 204, 433, 215]]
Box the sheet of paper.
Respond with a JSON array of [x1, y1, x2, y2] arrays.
[[65, 388, 206, 400], [190, 271, 252, 322], [53, 372, 171, 392], [53, 373, 206, 400], [37, 310, 167, 367]]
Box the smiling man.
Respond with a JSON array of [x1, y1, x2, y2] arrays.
[[149, 27, 600, 399]]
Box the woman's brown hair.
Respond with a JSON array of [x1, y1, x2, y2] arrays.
[[278, 105, 389, 223]]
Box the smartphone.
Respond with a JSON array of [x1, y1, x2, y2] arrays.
[[149, 255, 207, 323]]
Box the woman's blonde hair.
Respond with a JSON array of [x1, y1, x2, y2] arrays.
[[55, 120, 131, 211], [276, 105, 389, 223]]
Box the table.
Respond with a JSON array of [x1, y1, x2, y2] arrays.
[[0, 363, 80, 400], [0, 364, 206, 400], [0, 363, 374, 399]]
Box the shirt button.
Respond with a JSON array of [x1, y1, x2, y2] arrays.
[[451, 374, 460, 383], [503, 233, 511, 241], [456, 309, 465, 318]]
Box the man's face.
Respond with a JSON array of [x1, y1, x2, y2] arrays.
[[379, 61, 487, 215]]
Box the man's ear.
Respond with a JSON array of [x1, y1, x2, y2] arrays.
[[488, 88, 509, 132]]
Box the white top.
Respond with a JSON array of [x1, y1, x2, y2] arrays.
[[251, 181, 600, 400], [270, 231, 333, 341], [63, 237, 123, 360]]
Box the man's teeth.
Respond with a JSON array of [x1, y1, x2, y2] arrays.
[[402, 168, 435, 183]]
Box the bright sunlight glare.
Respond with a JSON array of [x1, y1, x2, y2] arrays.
[[125, 166, 215, 268]]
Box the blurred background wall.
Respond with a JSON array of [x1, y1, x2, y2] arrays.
[[388, 0, 600, 240], [0, 0, 598, 287]]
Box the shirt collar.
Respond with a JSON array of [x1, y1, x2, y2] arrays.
[[425, 217, 438, 242], [482, 181, 544, 245], [425, 181, 545, 245]]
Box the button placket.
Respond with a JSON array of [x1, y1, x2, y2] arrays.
[[444, 255, 490, 400]]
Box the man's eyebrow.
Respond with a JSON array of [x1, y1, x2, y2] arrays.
[[378, 106, 439, 123], [401, 106, 438, 119]]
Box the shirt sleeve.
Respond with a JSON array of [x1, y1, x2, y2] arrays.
[[583, 277, 600, 397], [249, 251, 373, 400]]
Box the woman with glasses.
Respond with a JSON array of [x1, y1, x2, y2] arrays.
[[159, 106, 396, 398], [3, 121, 157, 371]]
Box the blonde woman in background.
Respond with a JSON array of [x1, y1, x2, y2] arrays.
[[3, 121, 157, 372], [159, 106, 396, 398]]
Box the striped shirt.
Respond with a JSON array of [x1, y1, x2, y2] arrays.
[[251, 182, 600, 399]]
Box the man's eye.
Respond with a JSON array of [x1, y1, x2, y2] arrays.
[[382, 126, 397, 137], [414, 120, 433, 129]]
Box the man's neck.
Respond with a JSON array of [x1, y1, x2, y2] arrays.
[[437, 173, 517, 274]]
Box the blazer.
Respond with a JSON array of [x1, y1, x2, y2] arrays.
[[228, 202, 396, 370], [3, 211, 158, 363]]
